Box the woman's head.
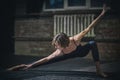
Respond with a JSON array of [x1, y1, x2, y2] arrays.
[[52, 32, 70, 49]]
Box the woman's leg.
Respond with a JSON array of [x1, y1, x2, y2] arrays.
[[79, 41, 99, 61], [89, 41, 107, 77], [88, 41, 100, 62], [80, 41, 107, 77]]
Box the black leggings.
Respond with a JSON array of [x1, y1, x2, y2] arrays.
[[43, 41, 99, 65], [78, 41, 100, 61]]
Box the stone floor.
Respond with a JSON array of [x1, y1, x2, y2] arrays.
[[0, 57, 120, 80]]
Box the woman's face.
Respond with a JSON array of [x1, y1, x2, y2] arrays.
[[54, 42, 64, 50]]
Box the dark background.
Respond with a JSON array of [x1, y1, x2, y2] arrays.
[[0, 0, 16, 68]]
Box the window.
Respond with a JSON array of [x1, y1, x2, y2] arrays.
[[68, 0, 86, 7], [45, 0, 64, 9], [43, 0, 107, 11]]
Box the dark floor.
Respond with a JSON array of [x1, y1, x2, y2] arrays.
[[0, 70, 120, 80], [0, 56, 120, 80]]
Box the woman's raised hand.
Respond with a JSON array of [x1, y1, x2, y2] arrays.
[[101, 4, 108, 16]]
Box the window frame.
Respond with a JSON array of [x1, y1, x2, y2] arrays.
[[43, 0, 105, 11], [43, 0, 65, 11], [66, 0, 89, 9]]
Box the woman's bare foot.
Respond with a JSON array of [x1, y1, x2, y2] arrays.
[[95, 61, 108, 78], [97, 71, 108, 78]]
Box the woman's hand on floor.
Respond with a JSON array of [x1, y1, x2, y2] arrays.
[[7, 64, 27, 71]]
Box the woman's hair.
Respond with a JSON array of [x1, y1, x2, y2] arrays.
[[52, 32, 70, 48]]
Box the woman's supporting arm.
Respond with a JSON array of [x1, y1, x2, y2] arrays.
[[7, 49, 62, 71], [24, 49, 62, 69]]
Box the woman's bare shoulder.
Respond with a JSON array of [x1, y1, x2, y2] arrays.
[[69, 37, 74, 41], [69, 36, 81, 46], [47, 49, 62, 60]]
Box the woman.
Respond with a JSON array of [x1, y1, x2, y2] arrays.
[[8, 4, 108, 77]]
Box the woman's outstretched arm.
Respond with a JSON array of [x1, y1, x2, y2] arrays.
[[73, 4, 108, 42], [7, 49, 62, 71], [7, 57, 50, 71]]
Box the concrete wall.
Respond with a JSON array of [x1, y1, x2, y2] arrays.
[[15, 18, 53, 38], [96, 18, 120, 60], [15, 17, 55, 56], [86, 17, 120, 61], [14, 15, 120, 61]]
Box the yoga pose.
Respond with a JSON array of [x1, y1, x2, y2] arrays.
[[8, 4, 108, 77]]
